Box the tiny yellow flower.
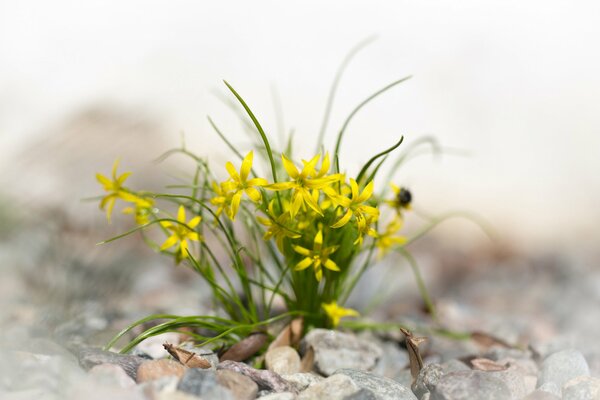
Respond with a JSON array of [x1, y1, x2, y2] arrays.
[[267, 154, 343, 218], [96, 159, 138, 222], [257, 201, 301, 252], [322, 301, 359, 328], [354, 215, 378, 246], [122, 196, 155, 225], [292, 230, 340, 282], [160, 205, 203, 259], [331, 179, 379, 229], [210, 181, 235, 220], [222, 151, 268, 219], [375, 218, 407, 258]]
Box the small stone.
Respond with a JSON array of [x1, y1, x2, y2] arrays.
[[88, 363, 136, 388], [343, 388, 378, 400], [259, 392, 297, 400], [77, 347, 146, 380], [177, 368, 233, 399], [155, 391, 201, 400], [439, 360, 469, 374], [138, 375, 180, 396], [371, 341, 410, 380], [217, 369, 259, 400], [421, 394, 430, 400], [281, 372, 324, 391], [538, 349, 590, 389], [265, 346, 301, 375], [489, 364, 529, 399], [430, 370, 511, 400], [298, 374, 360, 400], [522, 390, 561, 400], [562, 376, 600, 400], [302, 329, 382, 376], [137, 359, 187, 383], [413, 364, 444, 399], [218, 360, 293, 392], [538, 381, 561, 397], [335, 369, 417, 400]]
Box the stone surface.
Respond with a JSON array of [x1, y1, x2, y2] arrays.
[[265, 346, 301, 375], [177, 368, 233, 399], [371, 341, 410, 380], [217, 369, 259, 400], [218, 360, 293, 392], [281, 372, 324, 392], [522, 390, 561, 400], [302, 329, 382, 376], [335, 368, 417, 400], [439, 360, 469, 374], [137, 359, 187, 383], [297, 374, 360, 400], [343, 388, 378, 400], [538, 349, 590, 389], [155, 391, 202, 400], [489, 364, 530, 399], [259, 392, 297, 400], [413, 364, 444, 399], [430, 370, 512, 400], [88, 363, 136, 388], [562, 376, 600, 400], [538, 381, 562, 397], [77, 347, 146, 380]]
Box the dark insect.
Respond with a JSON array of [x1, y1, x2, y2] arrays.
[[397, 187, 412, 208]]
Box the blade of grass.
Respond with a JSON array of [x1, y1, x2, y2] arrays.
[[356, 136, 404, 184]]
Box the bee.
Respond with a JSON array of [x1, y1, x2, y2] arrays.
[[397, 187, 412, 208]]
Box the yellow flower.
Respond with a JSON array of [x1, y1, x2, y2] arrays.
[[122, 196, 155, 225], [267, 154, 343, 218], [331, 179, 379, 229], [322, 301, 359, 328], [354, 215, 378, 246], [257, 201, 301, 252], [96, 159, 138, 222], [375, 217, 407, 258], [222, 151, 268, 219], [160, 205, 202, 259], [386, 184, 412, 214], [210, 181, 234, 220], [292, 230, 340, 282]]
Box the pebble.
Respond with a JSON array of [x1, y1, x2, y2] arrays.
[[521, 390, 561, 400], [177, 368, 233, 399], [77, 347, 147, 380], [343, 388, 378, 399], [439, 360, 470, 374], [281, 372, 324, 391], [430, 370, 512, 400], [155, 391, 202, 400], [538, 381, 562, 397], [538, 349, 590, 389], [302, 329, 382, 376], [371, 341, 410, 380], [562, 376, 600, 400], [297, 374, 360, 400], [137, 359, 187, 383], [216, 369, 259, 400], [413, 364, 444, 399], [259, 392, 297, 400], [218, 360, 293, 392], [334, 368, 417, 400], [489, 363, 530, 399], [88, 363, 136, 388], [265, 346, 301, 375]]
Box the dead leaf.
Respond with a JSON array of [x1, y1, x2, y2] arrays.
[[471, 331, 512, 349], [470, 357, 509, 371], [163, 343, 211, 369], [268, 318, 304, 352], [220, 332, 268, 362], [400, 327, 427, 381], [300, 346, 315, 372]]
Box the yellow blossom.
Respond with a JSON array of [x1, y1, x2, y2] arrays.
[[257, 201, 301, 251], [267, 154, 343, 218], [122, 196, 155, 225], [331, 179, 379, 229], [222, 151, 268, 219], [292, 230, 340, 282], [322, 301, 359, 328], [210, 181, 235, 220], [160, 205, 202, 259], [96, 159, 138, 222], [375, 218, 407, 258], [354, 215, 378, 246]]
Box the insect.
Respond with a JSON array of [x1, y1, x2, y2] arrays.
[[397, 187, 412, 208], [163, 343, 211, 368], [400, 327, 427, 381]]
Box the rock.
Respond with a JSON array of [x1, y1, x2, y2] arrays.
[[430, 371, 511, 400], [265, 346, 301, 375], [522, 390, 561, 400], [138, 375, 180, 397], [302, 329, 382, 376], [217, 369, 259, 400], [343, 388, 378, 399], [562, 376, 600, 400], [489, 363, 530, 399], [371, 341, 410, 380], [259, 392, 297, 400], [413, 364, 444, 399], [137, 359, 187, 383], [538, 349, 590, 389], [335, 369, 417, 400], [421, 394, 430, 400], [77, 347, 146, 380], [177, 368, 233, 399], [88, 363, 136, 388], [281, 372, 324, 391], [538, 381, 561, 397], [218, 360, 293, 392], [155, 391, 202, 400], [297, 374, 360, 400], [439, 360, 469, 374]]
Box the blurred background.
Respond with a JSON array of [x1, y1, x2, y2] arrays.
[[1, 0, 600, 373]]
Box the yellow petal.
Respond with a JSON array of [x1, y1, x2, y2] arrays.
[[350, 179, 359, 200], [294, 257, 313, 271], [179, 239, 189, 256], [247, 177, 268, 187], [105, 197, 116, 223], [324, 258, 340, 272], [188, 216, 201, 229], [230, 191, 242, 219], [314, 266, 323, 282], [187, 232, 201, 241], [177, 205, 186, 222], [357, 180, 374, 203], [111, 158, 120, 179], [240, 151, 253, 182], [225, 162, 240, 182], [290, 191, 303, 217], [318, 153, 330, 177], [313, 229, 323, 249], [116, 172, 132, 187], [292, 245, 311, 256], [331, 209, 353, 229], [301, 154, 320, 177], [160, 235, 179, 251], [267, 182, 295, 191], [281, 154, 299, 179], [245, 187, 262, 203], [96, 173, 112, 190], [301, 189, 323, 216]]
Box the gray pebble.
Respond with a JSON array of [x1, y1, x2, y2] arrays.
[[177, 368, 233, 400], [265, 346, 301, 375], [217, 369, 259, 400], [538, 381, 561, 397], [77, 347, 146, 380], [430, 370, 512, 400], [562, 376, 600, 400], [522, 390, 561, 400], [297, 374, 360, 400], [538, 349, 590, 389], [343, 388, 378, 400], [335, 368, 417, 400], [259, 393, 297, 400], [281, 372, 324, 391], [413, 364, 444, 399]]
